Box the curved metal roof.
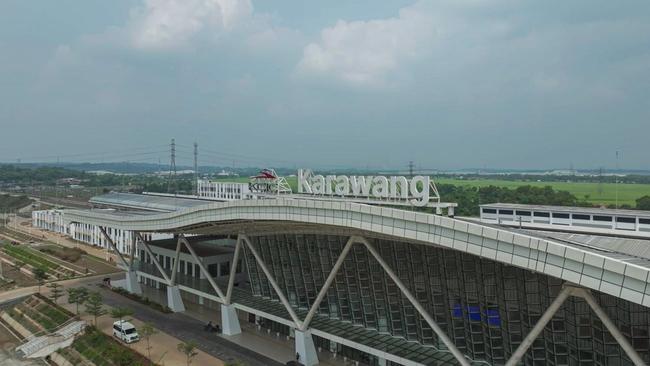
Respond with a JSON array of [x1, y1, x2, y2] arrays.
[[63, 197, 650, 308]]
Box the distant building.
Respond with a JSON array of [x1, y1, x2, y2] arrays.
[[32, 209, 165, 254], [197, 179, 252, 201], [480, 203, 650, 234], [56, 178, 82, 185]]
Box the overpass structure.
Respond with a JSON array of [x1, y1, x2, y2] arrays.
[[63, 198, 650, 366]]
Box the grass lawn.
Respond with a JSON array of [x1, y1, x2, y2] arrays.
[[1, 244, 60, 272], [73, 326, 152, 366], [436, 178, 650, 207]]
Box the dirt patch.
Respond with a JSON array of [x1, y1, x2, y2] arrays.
[[0, 263, 37, 287], [38, 246, 86, 263]]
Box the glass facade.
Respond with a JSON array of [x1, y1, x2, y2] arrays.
[[243, 233, 650, 366]]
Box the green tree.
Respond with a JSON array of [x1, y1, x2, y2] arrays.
[[33, 267, 47, 293], [140, 323, 158, 364], [11, 260, 25, 273], [177, 341, 198, 366], [636, 195, 650, 210], [110, 306, 134, 325], [67, 287, 89, 315], [47, 282, 63, 303], [84, 292, 104, 325]]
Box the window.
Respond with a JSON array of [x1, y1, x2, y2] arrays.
[[179, 260, 185, 274], [616, 217, 636, 224], [534, 211, 550, 217], [640, 218, 650, 225], [236, 259, 243, 274], [482, 208, 497, 214], [593, 215, 612, 222], [552, 213, 570, 219], [516, 210, 531, 216], [499, 209, 514, 215], [220, 261, 230, 276], [208, 263, 219, 277], [195, 264, 201, 278], [572, 214, 590, 220]]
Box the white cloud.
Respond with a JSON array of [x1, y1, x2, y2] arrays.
[[131, 0, 253, 50], [296, 3, 435, 86]]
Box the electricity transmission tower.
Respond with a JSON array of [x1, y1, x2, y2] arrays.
[[167, 139, 177, 194], [193, 142, 198, 196]]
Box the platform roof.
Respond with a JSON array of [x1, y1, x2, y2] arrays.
[[89, 192, 209, 212], [480, 203, 650, 217], [147, 235, 235, 257]]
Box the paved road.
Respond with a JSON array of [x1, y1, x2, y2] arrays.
[[0, 272, 122, 304], [91, 285, 284, 366]]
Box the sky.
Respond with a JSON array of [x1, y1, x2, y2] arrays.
[[0, 0, 648, 171]]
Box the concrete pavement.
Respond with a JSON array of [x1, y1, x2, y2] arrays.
[[0, 272, 123, 305]]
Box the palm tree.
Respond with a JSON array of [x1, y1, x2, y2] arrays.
[[177, 341, 198, 366]]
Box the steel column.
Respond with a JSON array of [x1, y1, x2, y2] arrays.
[[240, 234, 302, 328], [179, 235, 226, 302], [129, 232, 136, 268], [136, 232, 172, 284], [225, 236, 242, 305], [300, 236, 358, 331], [98, 226, 129, 269], [362, 238, 471, 366], [170, 236, 183, 286]]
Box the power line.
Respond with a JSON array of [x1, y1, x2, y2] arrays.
[[2, 144, 170, 163]]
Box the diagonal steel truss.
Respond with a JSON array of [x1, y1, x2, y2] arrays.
[[178, 234, 226, 302], [505, 285, 645, 366], [237, 233, 471, 366], [125, 231, 643, 366], [98, 226, 130, 270]]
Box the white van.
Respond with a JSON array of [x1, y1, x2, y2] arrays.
[[112, 320, 140, 343]]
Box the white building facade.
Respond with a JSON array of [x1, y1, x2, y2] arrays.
[[197, 180, 252, 201], [480, 203, 650, 234], [32, 209, 167, 254], [32, 209, 67, 234]]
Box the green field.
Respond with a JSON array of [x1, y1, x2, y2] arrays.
[[209, 176, 650, 207], [0, 194, 33, 210], [436, 179, 649, 207]]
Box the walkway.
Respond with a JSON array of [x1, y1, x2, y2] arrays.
[[137, 284, 348, 366], [135, 261, 480, 366], [92, 284, 284, 366]]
